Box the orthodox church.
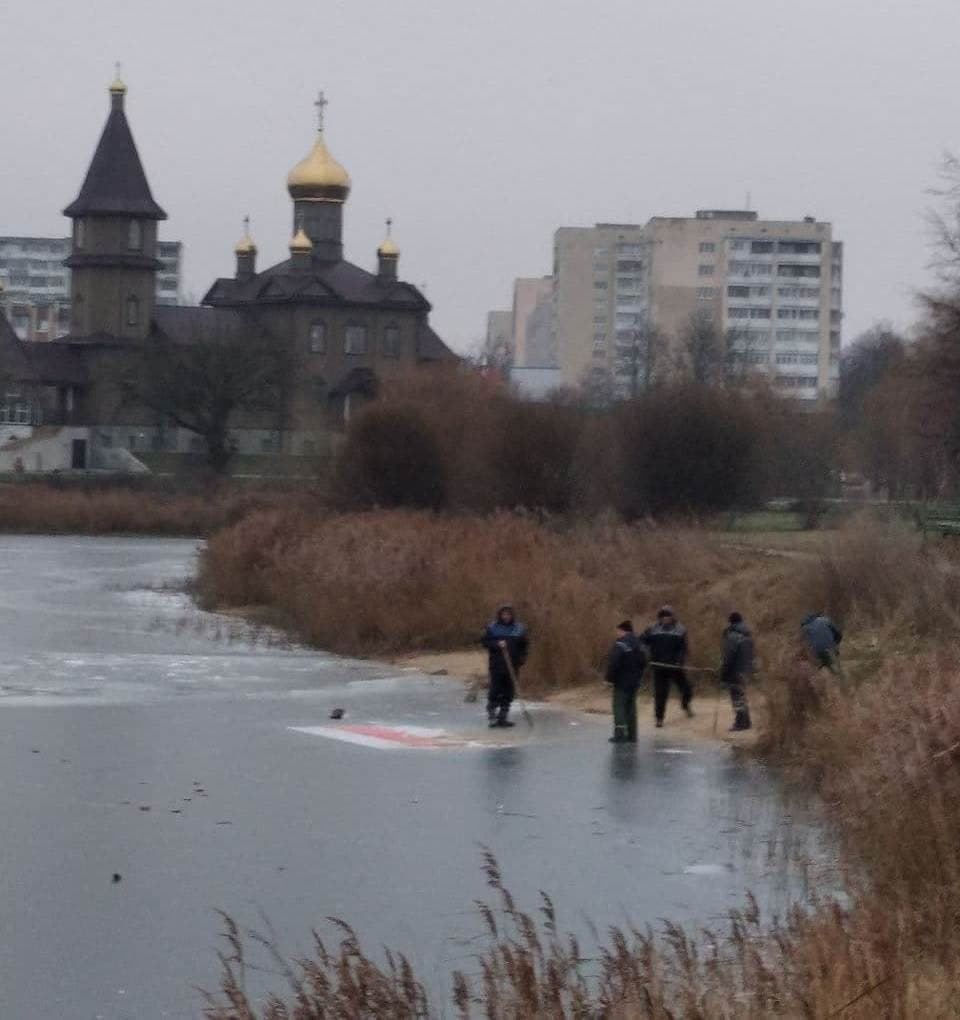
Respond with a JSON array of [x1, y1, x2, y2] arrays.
[[0, 74, 453, 472]]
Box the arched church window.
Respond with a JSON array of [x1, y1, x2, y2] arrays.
[[308, 321, 326, 354], [128, 220, 143, 251], [75, 220, 86, 250], [125, 295, 140, 327], [72, 294, 84, 330]]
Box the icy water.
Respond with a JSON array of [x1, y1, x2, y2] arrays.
[[0, 535, 828, 1018]]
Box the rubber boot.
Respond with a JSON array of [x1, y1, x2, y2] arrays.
[[497, 708, 515, 728], [730, 709, 752, 732]]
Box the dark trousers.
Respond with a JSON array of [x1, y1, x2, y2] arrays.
[[653, 667, 691, 722], [612, 685, 639, 741], [487, 670, 515, 717], [726, 676, 750, 715]]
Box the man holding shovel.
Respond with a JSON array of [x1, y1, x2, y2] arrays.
[[481, 603, 529, 728]]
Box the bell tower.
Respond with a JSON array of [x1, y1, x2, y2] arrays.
[[63, 68, 167, 340]]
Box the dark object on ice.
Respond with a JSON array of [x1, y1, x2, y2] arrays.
[[329, 708, 345, 720], [111, 873, 122, 884]]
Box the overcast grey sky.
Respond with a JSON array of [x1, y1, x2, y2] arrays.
[[1, 0, 958, 352]]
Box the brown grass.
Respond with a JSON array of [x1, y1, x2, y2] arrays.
[[196, 509, 805, 693], [197, 512, 960, 1017], [0, 481, 316, 537]]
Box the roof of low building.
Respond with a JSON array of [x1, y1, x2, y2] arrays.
[[203, 256, 431, 312]]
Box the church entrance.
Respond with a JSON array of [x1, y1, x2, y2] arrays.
[[71, 438, 87, 470]]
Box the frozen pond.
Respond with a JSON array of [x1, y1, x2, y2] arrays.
[[0, 535, 826, 1018]]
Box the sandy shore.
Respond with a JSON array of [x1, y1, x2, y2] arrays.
[[391, 649, 761, 748]]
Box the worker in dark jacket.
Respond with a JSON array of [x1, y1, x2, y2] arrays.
[[641, 605, 691, 728], [480, 603, 529, 728], [605, 620, 647, 743], [801, 613, 843, 677], [720, 612, 753, 731]]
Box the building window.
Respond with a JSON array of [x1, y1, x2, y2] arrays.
[[75, 220, 86, 250], [382, 325, 401, 357], [344, 324, 368, 355], [125, 295, 140, 327], [698, 264, 714, 276], [72, 294, 84, 331], [128, 220, 143, 251], [696, 287, 715, 299], [308, 321, 326, 354], [698, 242, 716, 253], [778, 240, 821, 255], [751, 241, 774, 254]]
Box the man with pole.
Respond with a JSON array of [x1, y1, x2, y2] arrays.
[[480, 603, 529, 728], [641, 605, 692, 728]]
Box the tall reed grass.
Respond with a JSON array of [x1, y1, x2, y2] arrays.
[[197, 509, 786, 692]]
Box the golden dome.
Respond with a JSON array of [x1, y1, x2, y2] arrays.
[[289, 226, 313, 253], [287, 133, 351, 203], [235, 220, 256, 255]]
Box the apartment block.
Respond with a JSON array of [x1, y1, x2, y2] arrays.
[[0, 235, 182, 340], [552, 211, 841, 401]]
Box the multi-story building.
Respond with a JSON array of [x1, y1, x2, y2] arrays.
[[0, 235, 181, 341], [551, 210, 842, 401], [511, 277, 554, 367]]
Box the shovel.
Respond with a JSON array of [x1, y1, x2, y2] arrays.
[[501, 643, 534, 729]]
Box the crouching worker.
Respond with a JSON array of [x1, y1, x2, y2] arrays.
[[801, 612, 844, 678], [605, 620, 647, 743], [720, 612, 753, 731], [481, 603, 529, 728]]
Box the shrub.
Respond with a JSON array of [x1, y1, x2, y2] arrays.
[[336, 404, 447, 509]]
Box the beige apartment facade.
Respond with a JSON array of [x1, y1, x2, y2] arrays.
[[552, 210, 842, 401]]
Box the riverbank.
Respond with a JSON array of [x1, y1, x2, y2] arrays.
[[394, 647, 761, 747]]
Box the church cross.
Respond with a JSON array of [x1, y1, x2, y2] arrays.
[[314, 90, 328, 132]]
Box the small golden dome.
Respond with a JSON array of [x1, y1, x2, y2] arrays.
[[377, 217, 399, 257], [287, 133, 351, 203], [109, 63, 127, 96], [235, 219, 256, 255], [289, 226, 313, 253]]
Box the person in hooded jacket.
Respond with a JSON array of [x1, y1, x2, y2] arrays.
[[801, 613, 844, 677], [641, 605, 691, 727], [480, 603, 529, 728], [605, 620, 647, 742], [720, 612, 753, 731]]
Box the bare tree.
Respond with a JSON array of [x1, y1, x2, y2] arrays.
[[614, 319, 667, 398], [121, 311, 292, 473], [678, 308, 727, 385]]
